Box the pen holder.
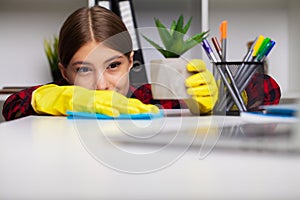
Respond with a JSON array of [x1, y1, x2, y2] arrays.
[[213, 62, 264, 115]]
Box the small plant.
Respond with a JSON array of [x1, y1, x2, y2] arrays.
[[142, 15, 209, 58], [44, 36, 62, 81]]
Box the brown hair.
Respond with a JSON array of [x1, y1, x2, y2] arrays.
[[58, 6, 133, 67]]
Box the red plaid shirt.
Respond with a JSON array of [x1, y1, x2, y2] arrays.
[[246, 74, 281, 109], [2, 75, 281, 121]]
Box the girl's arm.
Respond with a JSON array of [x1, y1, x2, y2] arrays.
[[2, 86, 41, 121]]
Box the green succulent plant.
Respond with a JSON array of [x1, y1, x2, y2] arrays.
[[44, 36, 62, 81], [44, 36, 58, 71], [142, 15, 209, 58]]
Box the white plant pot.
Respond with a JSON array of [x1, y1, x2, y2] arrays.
[[150, 57, 193, 99]]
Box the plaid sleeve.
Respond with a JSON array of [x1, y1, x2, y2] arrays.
[[129, 84, 186, 109], [246, 74, 281, 109], [262, 74, 281, 105], [2, 85, 41, 121], [2, 79, 70, 121]]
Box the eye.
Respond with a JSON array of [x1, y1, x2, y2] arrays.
[[76, 66, 92, 73], [107, 61, 121, 70]]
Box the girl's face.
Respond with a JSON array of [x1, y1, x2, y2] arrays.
[[59, 41, 133, 96]]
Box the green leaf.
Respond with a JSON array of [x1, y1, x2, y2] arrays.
[[182, 17, 192, 34], [154, 18, 168, 30], [155, 18, 172, 50], [142, 35, 165, 51], [169, 20, 177, 36], [181, 31, 209, 54], [190, 30, 209, 43], [163, 51, 180, 58], [180, 40, 199, 55], [142, 15, 210, 58], [142, 35, 180, 58], [44, 36, 59, 71], [175, 15, 184, 33], [168, 31, 184, 55], [44, 40, 52, 63]]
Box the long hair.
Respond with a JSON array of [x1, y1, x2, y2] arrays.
[[58, 6, 133, 67]]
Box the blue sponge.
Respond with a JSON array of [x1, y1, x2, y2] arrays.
[[66, 110, 164, 120]]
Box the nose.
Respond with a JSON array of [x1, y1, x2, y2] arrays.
[[96, 74, 109, 90]]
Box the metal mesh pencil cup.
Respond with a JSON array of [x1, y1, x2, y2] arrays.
[[212, 62, 264, 115]]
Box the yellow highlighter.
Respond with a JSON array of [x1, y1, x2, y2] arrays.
[[252, 35, 265, 57]]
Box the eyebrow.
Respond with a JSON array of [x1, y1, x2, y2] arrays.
[[71, 61, 93, 67], [104, 55, 123, 64], [71, 55, 124, 67]]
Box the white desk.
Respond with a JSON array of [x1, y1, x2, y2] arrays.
[[0, 114, 300, 199]]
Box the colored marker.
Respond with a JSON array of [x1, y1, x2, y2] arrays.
[[201, 39, 218, 63], [252, 35, 265, 57], [255, 37, 271, 60], [220, 21, 227, 61], [211, 36, 222, 60], [257, 40, 275, 61], [201, 38, 245, 112]]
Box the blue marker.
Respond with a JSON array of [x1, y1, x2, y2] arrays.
[[201, 39, 218, 63], [264, 41, 276, 57], [257, 40, 275, 61]]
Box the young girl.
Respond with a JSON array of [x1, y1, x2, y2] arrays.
[[2, 6, 218, 121]]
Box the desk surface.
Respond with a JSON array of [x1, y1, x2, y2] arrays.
[[0, 114, 300, 199]]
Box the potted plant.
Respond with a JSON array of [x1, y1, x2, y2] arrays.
[[142, 15, 208, 99], [44, 36, 62, 81]]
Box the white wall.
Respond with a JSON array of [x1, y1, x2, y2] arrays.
[[0, 0, 86, 88], [209, 0, 290, 92], [0, 0, 298, 94], [134, 0, 300, 94], [0, 0, 203, 88], [288, 0, 300, 92], [133, 0, 205, 78]]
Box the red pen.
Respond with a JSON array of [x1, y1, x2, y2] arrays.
[[211, 37, 222, 60]]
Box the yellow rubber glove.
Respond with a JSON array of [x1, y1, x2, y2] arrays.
[[184, 59, 218, 115], [31, 84, 159, 117]]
